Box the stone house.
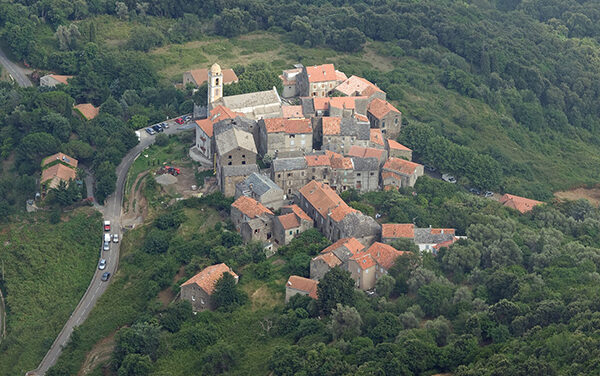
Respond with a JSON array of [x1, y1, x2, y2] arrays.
[[285, 275, 318, 302], [347, 145, 388, 166], [387, 139, 413, 160], [370, 129, 386, 150], [500, 193, 543, 214], [193, 105, 243, 161], [347, 242, 405, 290], [310, 237, 365, 280], [335, 75, 386, 99], [367, 98, 402, 139], [73, 103, 99, 120], [329, 153, 354, 192], [279, 66, 302, 98], [297, 180, 381, 244], [271, 157, 308, 198], [304, 152, 332, 185], [40, 74, 73, 87], [296, 64, 347, 97], [231, 195, 274, 246], [235, 172, 284, 210], [281, 105, 304, 119], [180, 263, 239, 311], [381, 157, 424, 190], [299, 96, 369, 118], [350, 157, 380, 193], [320, 116, 370, 155], [273, 204, 313, 246], [183, 67, 238, 88], [215, 126, 258, 196], [258, 118, 313, 158], [381, 223, 457, 252], [41, 152, 78, 190]]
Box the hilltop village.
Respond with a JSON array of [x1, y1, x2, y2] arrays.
[[178, 63, 468, 309]]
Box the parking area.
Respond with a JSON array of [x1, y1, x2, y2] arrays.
[[137, 114, 194, 141]]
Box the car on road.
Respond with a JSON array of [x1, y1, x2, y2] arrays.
[[175, 118, 184, 125], [161, 122, 169, 129], [103, 241, 110, 251], [152, 124, 163, 133], [484, 191, 494, 198], [104, 233, 111, 242], [442, 174, 457, 184], [145, 127, 155, 135], [98, 259, 106, 270], [104, 220, 111, 231], [469, 187, 481, 195], [101, 272, 111, 281], [184, 115, 192, 122], [113, 234, 119, 243]]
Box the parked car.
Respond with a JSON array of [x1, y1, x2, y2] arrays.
[[184, 115, 192, 121], [175, 118, 184, 125], [145, 127, 155, 135], [101, 272, 111, 281], [484, 191, 494, 198], [469, 187, 481, 195], [104, 233, 111, 242], [103, 241, 110, 251], [98, 259, 106, 270], [424, 165, 436, 172], [104, 220, 111, 231], [113, 234, 119, 243], [441, 174, 457, 184], [162, 122, 169, 129], [152, 124, 163, 133]]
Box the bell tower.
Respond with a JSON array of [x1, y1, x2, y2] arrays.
[[207, 63, 223, 111]]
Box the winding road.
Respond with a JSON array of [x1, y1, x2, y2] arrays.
[[28, 121, 192, 376], [0, 46, 32, 87]]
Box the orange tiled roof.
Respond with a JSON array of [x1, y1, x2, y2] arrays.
[[195, 105, 242, 137], [48, 74, 73, 85], [381, 171, 403, 182], [231, 196, 273, 218], [500, 194, 543, 214], [282, 105, 304, 119], [41, 163, 77, 188], [283, 204, 312, 222], [383, 157, 422, 175], [41, 152, 78, 169], [382, 223, 415, 239], [313, 97, 330, 111], [355, 113, 369, 123], [263, 118, 312, 134], [370, 129, 385, 146], [351, 253, 376, 270], [431, 228, 455, 235], [182, 263, 238, 295], [322, 117, 342, 135], [330, 154, 353, 169], [329, 96, 367, 110], [336, 71, 348, 82], [278, 213, 301, 230], [286, 275, 318, 299], [299, 180, 356, 223], [433, 237, 458, 250], [313, 252, 343, 268], [336, 75, 383, 97], [305, 154, 331, 167], [388, 139, 411, 151], [367, 242, 405, 270], [368, 98, 401, 119], [347, 146, 385, 160], [306, 64, 337, 83], [321, 237, 365, 255], [74, 103, 99, 120], [187, 68, 238, 86]]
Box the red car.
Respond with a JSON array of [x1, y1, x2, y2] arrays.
[[174, 118, 184, 125], [104, 220, 111, 231]]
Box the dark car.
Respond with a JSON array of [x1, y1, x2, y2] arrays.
[[101, 272, 111, 281], [469, 187, 481, 195], [484, 191, 494, 198], [145, 127, 155, 135], [152, 124, 163, 133], [424, 165, 436, 172]]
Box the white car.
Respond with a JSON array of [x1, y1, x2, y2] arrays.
[[442, 174, 457, 184], [98, 259, 107, 270], [103, 241, 110, 251], [113, 234, 119, 243]]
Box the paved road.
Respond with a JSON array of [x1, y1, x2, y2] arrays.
[[0, 46, 32, 87], [29, 119, 191, 376]]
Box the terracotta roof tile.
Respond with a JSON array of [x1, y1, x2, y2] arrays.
[[336, 75, 383, 97], [387, 139, 411, 151], [368, 98, 401, 119], [370, 129, 385, 146], [433, 237, 458, 250], [48, 74, 73, 85], [381, 223, 415, 239], [431, 228, 455, 235], [195, 105, 242, 137], [313, 252, 342, 268], [306, 64, 338, 83], [74, 103, 99, 120], [500, 194, 543, 214], [187, 68, 238, 86], [263, 118, 312, 134], [367, 242, 405, 270], [329, 96, 367, 110], [351, 253, 376, 270], [347, 146, 385, 160], [383, 157, 422, 175], [42, 152, 78, 169], [321, 237, 365, 255], [41, 164, 77, 189], [282, 105, 304, 119], [330, 154, 353, 169], [313, 97, 330, 111], [284, 204, 312, 222], [322, 117, 342, 135], [305, 154, 331, 167], [355, 113, 369, 123], [299, 180, 356, 223], [278, 213, 301, 230], [286, 275, 318, 299], [336, 71, 348, 82], [182, 263, 238, 295], [232, 196, 273, 218]]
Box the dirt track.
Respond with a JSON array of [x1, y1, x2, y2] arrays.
[[555, 187, 600, 207]]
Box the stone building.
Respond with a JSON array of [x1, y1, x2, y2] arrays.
[[285, 275, 318, 303], [381, 223, 457, 252], [180, 263, 239, 311], [367, 98, 402, 139], [297, 180, 381, 244], [319, 116, 370, 155], [271, 157, 308, 198], [347, 145, 388, 166], [296, 64, 347, 97], [350, 157, 380, 193], [370, 129, 386, 149], [40, 74, 73, 87], [258, 117, 313, 158], [279, 66, 303, 98], [231, 195, 274, 246], [73, 103, 99, 121], [183, 67, 238, 88], [381, 158, 424, 190], [193, 105, 243, 161], [499, 193, 543, 214], [386, 139, 413, 160], [347, 242, 405, 291], [215, 126, 258, 196], [235, 172, 284, 210], [310, 237, 365, 280], [304, 152, 332, 185], [273, 204, 313, 246], [334, 75, 386, 101], [41, 152, 78, 191], [300, 96, 369, 118]]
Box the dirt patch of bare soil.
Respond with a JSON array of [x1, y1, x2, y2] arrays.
[[122, 172, 149, 228], [77, 331, 116, 376], [555, 187, 600, 207]]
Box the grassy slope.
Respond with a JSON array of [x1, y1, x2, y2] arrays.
[[0, 208, 101, 375]]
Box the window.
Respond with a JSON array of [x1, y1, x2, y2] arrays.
[[242, 154, 245, 158], [312, 176, 315, 180], [290, 140, 295, 146], [289, 231, 293, 235], [228, 155, 232, 159], [290, 134, 295, 138], [370, 172, 374, 176], [395, 118, 398, 124], [312, 168, 316, 172], [242, 161, 246, 165], [228, 161, 232, 165], [301, 172, 304, 176], [288, 173, 292, 177], [215, 78, 219, 85], [357, 173, 361, 177], [278, 174, 281, 178]]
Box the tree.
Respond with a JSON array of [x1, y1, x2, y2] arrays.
[[201, 342, 239, 374], [329, 304, 362, 340], [155, 133, 169, 146], [160, 301, 193, 332], [113, 322, 160, 367], [55, 24, 81, 51], [115, 1, 128, 20], [211, 272, 247, 310], [417, 282, 454, 317], [118, 354, 152, 376], [143, 229, 171, 254], [317, 268, 356, 314], [94, 161, 117, 203], [375, 275, 395, 298], [100, 97, 123, 117]]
